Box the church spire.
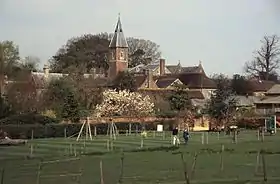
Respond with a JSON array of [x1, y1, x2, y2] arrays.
[[109, 14, 128, 48]]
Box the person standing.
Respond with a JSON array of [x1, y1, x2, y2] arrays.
[[172, 127, 180, 146], [183, 129, 190, 144]]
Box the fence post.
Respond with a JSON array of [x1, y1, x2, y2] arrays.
[[261, 150, 267, 182], [254, 150, 261, 175], [100, 160, 104, 184], [94, 126, 97, 137], [0, 168, 4, 184], [36, 161, 43, 184], [206, 132, 209, 144], [180, 152, 190, 184], [118, 152, 125, 184], [220, 144, 224, 172], [140, 137, 144, 148], [201, 132, 204, 145]]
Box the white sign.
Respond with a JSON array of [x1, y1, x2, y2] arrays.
[[157, 124, 163, 132]]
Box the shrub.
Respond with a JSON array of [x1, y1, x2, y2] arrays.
[[0, 120, 176, 139], [0, 113, 59, 125]]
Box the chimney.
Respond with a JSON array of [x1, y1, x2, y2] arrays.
[[146, 69, 154, 88], [43, 64, 49, 78], [159, 58, 165, 76]]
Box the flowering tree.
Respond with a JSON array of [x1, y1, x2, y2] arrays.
[[94, 89, 154, 118]]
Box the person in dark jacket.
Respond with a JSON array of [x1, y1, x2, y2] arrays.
[[172, 127, 180, 145], [183, 129, 190, 144]]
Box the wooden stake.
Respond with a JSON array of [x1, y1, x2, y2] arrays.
[[257, 129, 260, 141], [126, 130, 128, 136], [74, 143, 77, 157], [261, 129, 264, 142], [30, 144, 34, 157], [206, 132, 209, 144], [220, 144, 224, 172], [190, 152, 198, 179], [31, 129, 34, 140], [140, 137, 144, 148], [36, 161, 42, 184], [180, 152, 190, 184], [106, 140, 110, 151], [217, 131, 220, 140], [255, 150, 260, 175], [129, 123, 132, 135], [100, 160, 104, 184], [94, 126, 97, 137], [64, 128, 67, 138], [261, 150, 267, 182], [0, 168, 4, 184], [118, 153, 125, 184], [201, 132, 204, 145]]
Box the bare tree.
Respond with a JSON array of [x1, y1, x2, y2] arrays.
[[245, 35, 280, 80]]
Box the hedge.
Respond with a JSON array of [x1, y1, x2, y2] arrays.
[[0, 121, 176, 139]]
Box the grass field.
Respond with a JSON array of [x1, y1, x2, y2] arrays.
[[1, 130, 280, 184]]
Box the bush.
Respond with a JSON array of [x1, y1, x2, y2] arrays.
[[0, 113, 59, 125]]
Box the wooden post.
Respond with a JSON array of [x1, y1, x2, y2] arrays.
[[74, 143, 77, 157], [36, 161, 42, 184], [180, 152, 190, 184], [201, 132, 204, 145], [69, 143, 73, 155], [217, 131, 220, 140], [153, 131, 156, 138], [162, 131, 165, 140], [64, 128, 67, 138], [261, 150, 267, 182], [220, 144, 224, 172], [261, 129, 265, 142], [190, 152, 198, 179], [140, 137, 144, 148], [0, 168, 4, 184], [129, 123, 132, 135], [110, 139, 114, 151], [234, 130, 237, 144], [126, 130, 128, 136], [257, 129, 260, 141], [94, 126, 97, 137], [255, 150, 261, 175], [30, 144, 34, 157], [106, 140, 110, 151], [136, 125, 138, 136], [206, 132, 209, 144], [31, 129, 34, 140], [100, 160, 104, 184], [118, 153, 125, 184]]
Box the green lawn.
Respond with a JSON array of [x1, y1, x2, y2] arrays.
[[1, 131, 280, 184]]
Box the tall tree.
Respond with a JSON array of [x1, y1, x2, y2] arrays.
[[22, 56, 40, 72], [0, 41, 20, 77], [111, 71, 137, 92], [50, 34, 110, 73], [168, 84, 191, 111], [245, 35, 280, 80], [231, 74, 252, 95], [205, 74, 237, 128]]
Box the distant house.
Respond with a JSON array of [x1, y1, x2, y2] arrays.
[[247, 79, 275, 96], [254, 84, 280, 115]]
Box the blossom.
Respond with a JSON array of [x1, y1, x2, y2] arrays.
[[94, 89, 154, 117]]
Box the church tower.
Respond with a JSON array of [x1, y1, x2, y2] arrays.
[[108, 14, 129, 79]]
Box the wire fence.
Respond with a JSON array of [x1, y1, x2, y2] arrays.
[[1, 130, 280, 184]]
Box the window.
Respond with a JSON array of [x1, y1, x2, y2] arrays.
[[120, 51, 124, 59]]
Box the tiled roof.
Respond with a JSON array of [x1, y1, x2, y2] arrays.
[[233, 95, 260, 106], [247, 80, 275, 92], [255, 96, 280, 104], [109, 16, 128, 48], [266, 84, 280, 94], [178, 73, 216, 89], [156, 77, 178, 88], [134, 75, 147, 88]]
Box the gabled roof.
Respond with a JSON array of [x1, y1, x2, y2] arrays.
[[255, 96, 280, 104], [234, 95, 260, 106], [109, 15, 128, 48], [178, 73, 216, 89], [156, 77, 180, 88], [166, 62, 205, 75], [247, 80, 275, 92], [266, 84, 280, 94]]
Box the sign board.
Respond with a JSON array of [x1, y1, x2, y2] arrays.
[[265, 115, 277, 133], [157, 124, 163, 132]]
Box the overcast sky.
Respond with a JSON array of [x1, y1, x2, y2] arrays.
[[1, 0, 280, 76]]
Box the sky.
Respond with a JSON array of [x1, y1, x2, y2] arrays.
[[0, 0, 280, 76]]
